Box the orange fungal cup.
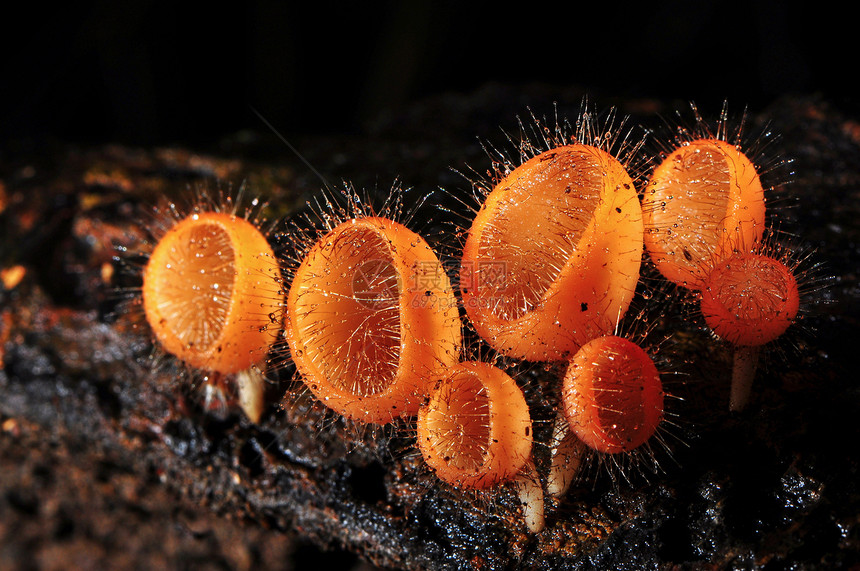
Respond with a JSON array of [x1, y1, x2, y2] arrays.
[[700, 252, 800, 347], [286, 216, 462, 424], [142, 211, 283, 375], [562, 335, 664, 454], [699, 250, 801, 411], [417, 361, 533, 489], [643, 139, 766, 290], [460, 145, 644, 361]]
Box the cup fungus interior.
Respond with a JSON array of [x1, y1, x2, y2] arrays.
[[417, 362, 533, 489], [142, 212, 282, 374], [469, 147, 602, 321], [700, 253, 800, 346], [287, 217, 461, 423], [643, 139, 766, 290], [424, 372, 491, 472], [563, 335, 663, 454], [296, 224, 401, 397], [461, 144, 643, 360]]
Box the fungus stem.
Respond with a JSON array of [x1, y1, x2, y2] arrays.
[[236, 367, 266, 423], [730, 345, 761, 412], [546, 414, 587, 498], [513, 459, 544, 533]]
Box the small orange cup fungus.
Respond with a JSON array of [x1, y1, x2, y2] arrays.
[[417, 361, 533, 489], [142, 211, 283, 374], [286, 216, 462, 424], [700, 251, 800, 411], [562, 335, 663, 454], [700, 252, 800, 347], [643, 139, 766, 290], [460, 145, 644, 361]]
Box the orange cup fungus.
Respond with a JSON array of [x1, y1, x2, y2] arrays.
[[562, 335, 664, 454], [700, 250, 801, 411], [142, 211, 283, 374], [700, 252, 800, 347], [460, 145, 644, 361], [417, 361, 533, 489], [286, 216, 462, 424], [643, 139, 766, 290]]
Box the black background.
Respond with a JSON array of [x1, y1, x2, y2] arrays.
[[1, 1, 851, 147]]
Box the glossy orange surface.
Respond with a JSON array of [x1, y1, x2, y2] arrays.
[[643, 139, 766, 290], [700, 252, 800, 346]]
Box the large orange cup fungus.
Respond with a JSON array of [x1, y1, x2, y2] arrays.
[[417, 361, 533, 489], [643, 139, 766, 290], [562, 335, 664, 454], [286, 216, 462, 424], [460, 145, 644, 361], [142, 211, 283, 375], [700, 251, 800, 411]]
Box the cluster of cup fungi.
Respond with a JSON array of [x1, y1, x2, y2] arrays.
[[137, 103, 807, 534]]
